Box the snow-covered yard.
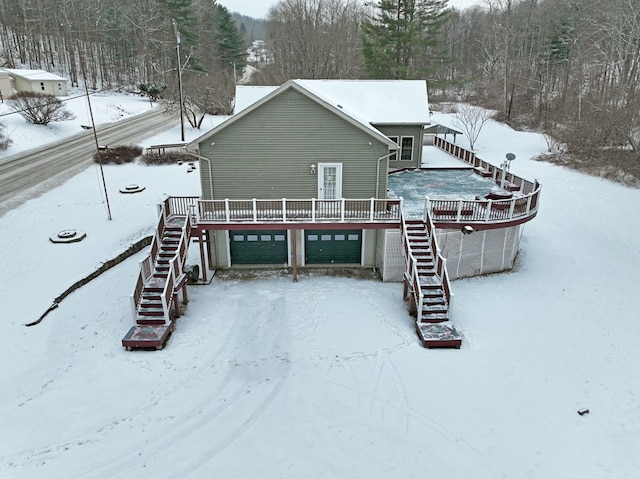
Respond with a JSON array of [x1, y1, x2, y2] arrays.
[[1, 96, 639, 478]]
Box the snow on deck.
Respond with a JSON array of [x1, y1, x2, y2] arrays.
[[421, 144, 471, 168]]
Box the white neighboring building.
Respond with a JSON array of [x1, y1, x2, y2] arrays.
[[1, 69, 69, 97], [0, 70, 12, 101]]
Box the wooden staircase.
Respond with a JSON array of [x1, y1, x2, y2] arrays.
[[401, 215, 462, 348], [122, 203, 193, 350]]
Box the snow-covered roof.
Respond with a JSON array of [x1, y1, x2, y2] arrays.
[[189, 80, 413, 151], [234, 86, 278, 114], [4, 69, 67, 82], [235, 79, 430, 125]]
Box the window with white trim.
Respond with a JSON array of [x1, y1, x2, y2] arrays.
[[400, 137, 414, 161], [388, 136, 398, 161]]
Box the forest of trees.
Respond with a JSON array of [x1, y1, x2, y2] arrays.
[[1, 0, 638, 181]]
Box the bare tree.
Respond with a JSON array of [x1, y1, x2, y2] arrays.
[[452, 104, 493, 151], [263, 0, 366, 82], [10, 92, 75, 125], [165, 73, 235, 129]]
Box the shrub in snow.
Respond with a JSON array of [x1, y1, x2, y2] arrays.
[[0, 122, 11, 150], [93, 145, 142, 164], [10, 92, 75, 125], [138, 83, 167, 104]]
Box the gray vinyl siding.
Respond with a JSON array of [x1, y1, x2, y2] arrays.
[[376, 124, 424, 170], [197, 88, 389, 200]]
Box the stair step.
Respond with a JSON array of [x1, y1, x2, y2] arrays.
[[424, 288, 445, 297], [136, 317, 167, 326], [420, 277, 443, 287], [416, 262, 435, 269], [142, 293, 161, 301], [409, 240, 430, 246], [424, 297, 446, 305], [138, 306, 165, 315], [140, 300, 163, 308], [420, 312, 449, 323], [422, 303, 448, 313]]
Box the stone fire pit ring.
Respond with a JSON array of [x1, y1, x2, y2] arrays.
[[50, 229, 87, 244], [119, 184, 145, 194]]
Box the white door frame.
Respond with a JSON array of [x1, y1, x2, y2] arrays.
[[317, 163, 343, 199]]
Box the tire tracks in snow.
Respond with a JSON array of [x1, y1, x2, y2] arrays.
[[326, 354, 507, 478], [48, 285, 292, 479]]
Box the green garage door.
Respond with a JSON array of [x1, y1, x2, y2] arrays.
[[305, 230, 362, 264], [230, 230, 288, 265]]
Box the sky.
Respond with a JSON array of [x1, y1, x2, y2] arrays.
[[1, 91, 639, 478], [218, 0, 482, 19]]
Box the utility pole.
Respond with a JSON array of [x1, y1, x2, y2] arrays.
[[173, 18, 185, 142], [77, 41, 112, 221]]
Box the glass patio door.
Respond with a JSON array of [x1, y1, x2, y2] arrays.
[[318, 163, 342, 200]]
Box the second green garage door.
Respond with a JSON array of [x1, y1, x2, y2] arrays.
[[230, 230, 288, 265], [305, 230, 362, 264]]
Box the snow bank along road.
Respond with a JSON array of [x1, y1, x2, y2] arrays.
[[0, 109, 177, 205]]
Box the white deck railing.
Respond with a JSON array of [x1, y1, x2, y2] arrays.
[[428, 137, 541, 225], [159, 197, 402, 225]]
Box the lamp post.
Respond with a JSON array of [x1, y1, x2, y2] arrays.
[[173, 19, 185, 142]]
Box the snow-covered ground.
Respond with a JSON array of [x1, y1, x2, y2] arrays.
[[1, 95, 639, 478], [0, 89, 157, 159]]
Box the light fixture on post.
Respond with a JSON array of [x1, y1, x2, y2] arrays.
[[173, 18, 185, 142], [501, 152, 516, 188], [310, 164, 316, 174]]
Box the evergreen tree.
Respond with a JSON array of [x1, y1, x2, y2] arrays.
[[362, 0, 450, 80], [212, 5, 247, 75]]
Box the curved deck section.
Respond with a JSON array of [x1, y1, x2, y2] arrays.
[[428, 137, 541, 230]]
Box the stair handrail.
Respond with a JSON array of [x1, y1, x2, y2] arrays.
[[423, 202, 452, 307], [400, 212, 425, 321], [159, 256, 181, 320], [129, 200, 173, 322], [156, 207, 192, 321]]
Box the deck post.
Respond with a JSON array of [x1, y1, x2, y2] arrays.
[[182, 283, 189, 304], [282, 198, 287, 222], [224, 199, 230, 223], [312, 198, 316, 222], [424, 196, 431, 223], [252, 198, 257, 222], [199, 229, 208, 283], [370, 198, 375, 221], [173, 292, 180, 318], [341, 198, 346, 222], [292, 229, 298, 282]]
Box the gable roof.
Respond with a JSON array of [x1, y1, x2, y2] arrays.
[[5, 69, 67, 82], [235, 80, 429, 125], [189, 79, 429, 152]]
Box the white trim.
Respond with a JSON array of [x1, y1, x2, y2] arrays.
[[287, 230, 292, 267], [318, 163, 342, 199], [360, 229, 366, 267], [301, 229, 306, 267], [224, 230, 232, 268]]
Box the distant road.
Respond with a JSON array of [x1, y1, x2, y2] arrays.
[[0, 108, 178, 208]]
